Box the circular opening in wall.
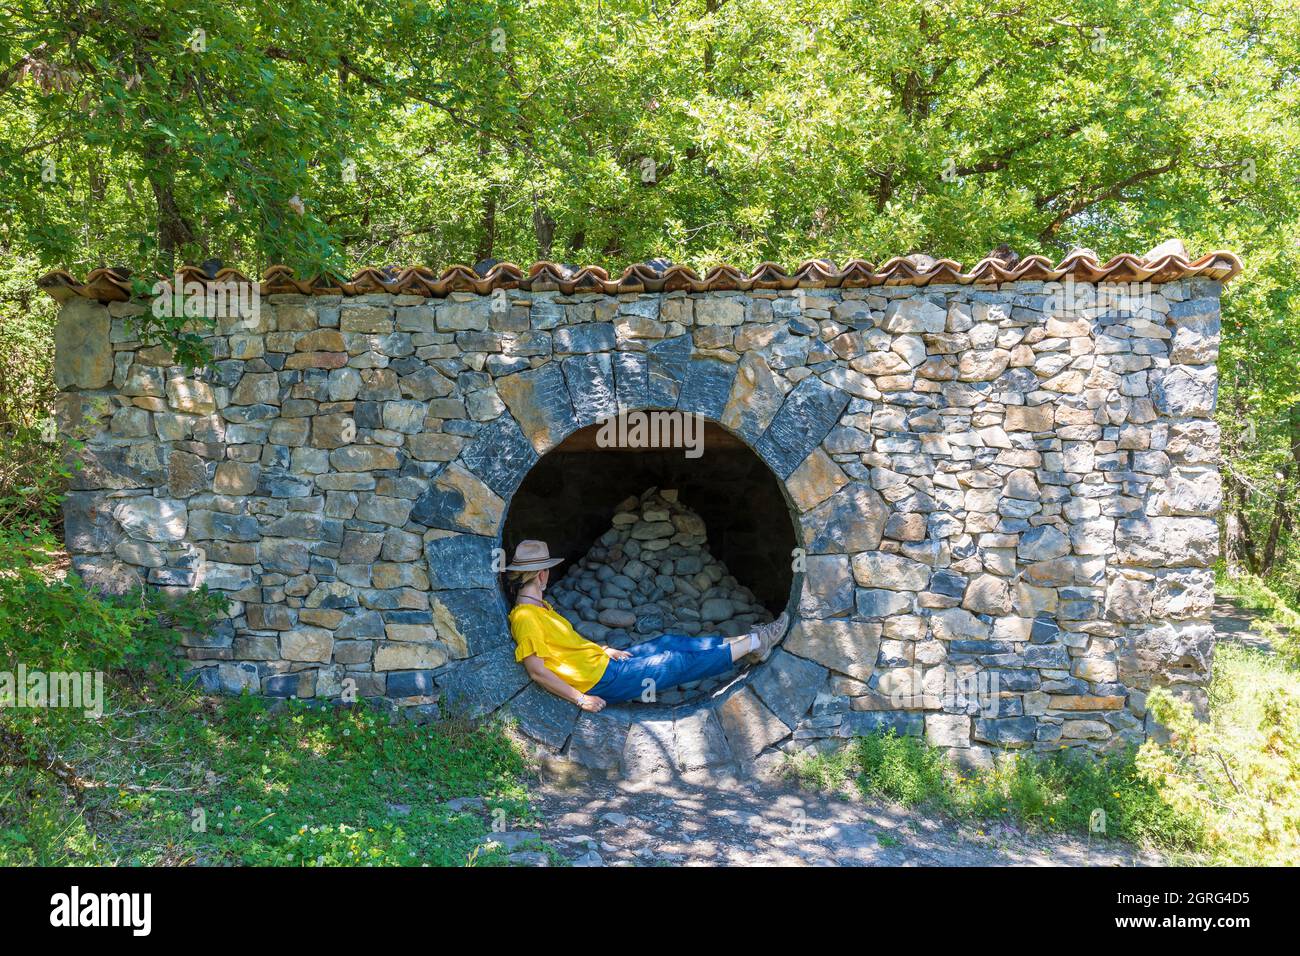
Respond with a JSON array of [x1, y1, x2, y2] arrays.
[[501, 419, 799, 706]]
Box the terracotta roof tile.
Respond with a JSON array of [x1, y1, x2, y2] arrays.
[[37, 245, 1241, 303]]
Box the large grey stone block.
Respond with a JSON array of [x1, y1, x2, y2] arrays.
[[562, 352, 618, 426], [460, 413, 538, 500], [439, 645, 530, 719], [54, 299, 113, 390], [429, 588, 511, 657], [509, 683, 579, 750], [646, 335, 691, 408], [754, 375, 851, 478], [424, 533, 499, 590], [749, 648, 826, 729], [496, 363, 578, 452], [676, 357, 737, 420]]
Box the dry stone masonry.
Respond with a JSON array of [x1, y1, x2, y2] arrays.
[[47, 249, 1233, 778]]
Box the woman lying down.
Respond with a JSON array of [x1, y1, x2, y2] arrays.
[[503, 540, 789, 713]]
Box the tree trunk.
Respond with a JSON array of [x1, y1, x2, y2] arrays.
[[1225, 472, 1259, 575], [1261, 403, 1300, 573], [475, 189, 497, 263], [148, 171, 198, 273], [473, 136, 496, 262], [1261, 463, 1292, 574], [532, 201, 556, 261]]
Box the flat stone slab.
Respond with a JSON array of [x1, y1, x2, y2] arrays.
[[784, 618, 882, 683], [460, 413, 538, 499], [622, 716, 678, 780], [677, 357, 738, 421], [646, 335, 691, 408], [672, 707, 735, 774], [754, 375, 851, 478], [496, 363, 579, 453], [841, 711, 925, 738], [430, 588, 511, 658], [510, 683, 580, 750], [562, 353, 618, 427], [567, 708, 632, 774], [438, 645, 530, 719], [424, 532, 499, 590], [612, 351, 649, 409], [715, 686, 791, 760], [748, 648, 827, 729], [409, 464, 503, 536]]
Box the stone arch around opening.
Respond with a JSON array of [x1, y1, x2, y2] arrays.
[[500, 417, 802, 604], [428, 396, 842, 753], [423, 356, 867, 775]]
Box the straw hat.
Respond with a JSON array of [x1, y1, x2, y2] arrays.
[[504, 539, 565, 572]]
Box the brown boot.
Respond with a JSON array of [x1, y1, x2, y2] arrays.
[[743, 611, 789, 666]]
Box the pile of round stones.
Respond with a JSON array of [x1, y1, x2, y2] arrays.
[[545, 487, 774, 703]]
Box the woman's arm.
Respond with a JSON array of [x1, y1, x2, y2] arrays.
[[522, 655, 605, 712]]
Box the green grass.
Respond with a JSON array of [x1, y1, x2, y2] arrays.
[[786, 730, 1197, 850], [1, 531, 539, 866], [787, 623, 1300, 865], [1, 684, 536, 866]]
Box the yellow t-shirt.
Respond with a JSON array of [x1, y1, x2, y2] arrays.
[[509, 601, 610, 692]]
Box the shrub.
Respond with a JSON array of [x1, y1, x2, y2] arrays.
[[854, 730, 951, 807], [0, 290, 62, 533], [1138, 663, 1300, 865], [0, 530, 227, 677]]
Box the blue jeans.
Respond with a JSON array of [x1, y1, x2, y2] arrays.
[[587, 633, 735, 703]]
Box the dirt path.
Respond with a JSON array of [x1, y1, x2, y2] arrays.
[[1213, 596, 1286, 655], [506, 774, 1160, 867]]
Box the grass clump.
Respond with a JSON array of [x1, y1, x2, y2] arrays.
[[787, 730, 1195, 850]]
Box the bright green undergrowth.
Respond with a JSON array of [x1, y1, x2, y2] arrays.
[[787, 639, 1300, 865], [0, 531, 533, 867], [788, 729, 1197, 851], [1216, 567, 1300, 665]]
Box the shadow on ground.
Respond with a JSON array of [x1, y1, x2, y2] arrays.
[[518, 773, 1160, 867]]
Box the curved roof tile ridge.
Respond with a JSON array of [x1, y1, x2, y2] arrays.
[[37, 245, 1242, 303]]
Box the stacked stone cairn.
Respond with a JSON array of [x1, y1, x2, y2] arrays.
[[545, 487, 774, 703]]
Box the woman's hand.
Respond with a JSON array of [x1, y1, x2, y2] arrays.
[[603, 646, 632, 661], [576, 693, 607, 713]]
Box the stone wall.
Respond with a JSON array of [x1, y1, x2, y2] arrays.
[[52, 270, 1223, 775]]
